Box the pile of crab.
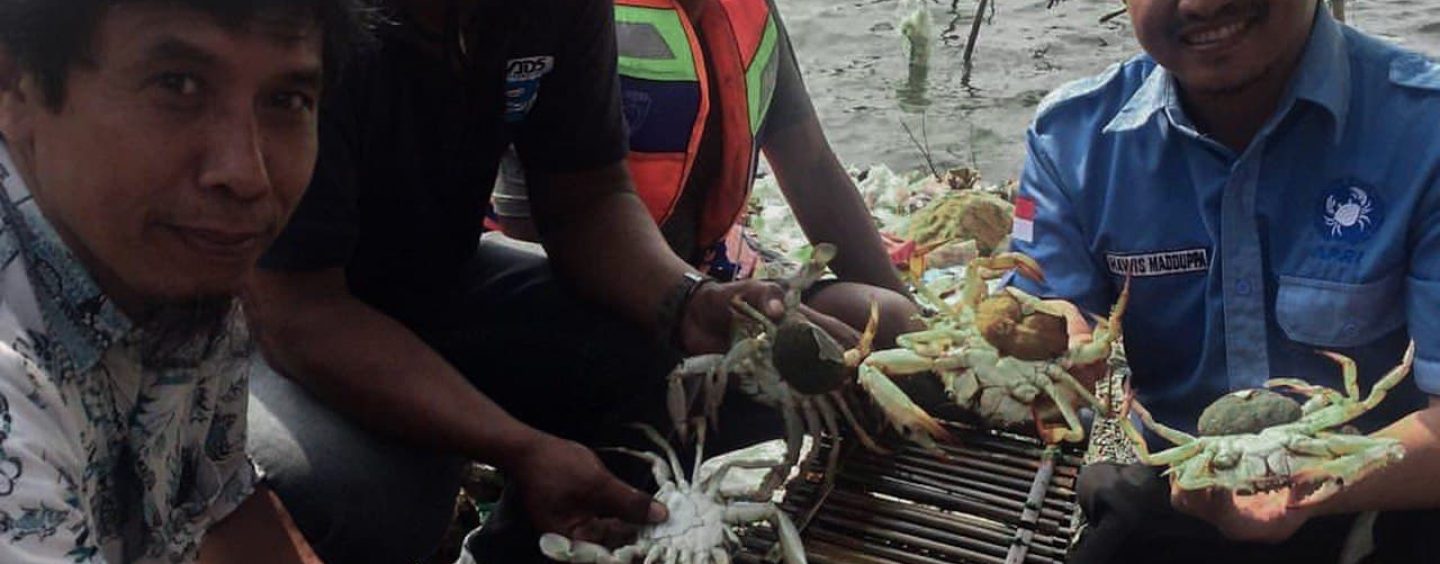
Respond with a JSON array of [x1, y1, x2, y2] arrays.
[[540, 240, 1129, 563], [745, 164, 1015, 277]]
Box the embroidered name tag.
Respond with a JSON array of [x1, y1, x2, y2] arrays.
[[1106, 248, 1210, 277]]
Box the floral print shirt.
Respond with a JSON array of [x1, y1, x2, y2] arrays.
[[0, 143, 255, 563]]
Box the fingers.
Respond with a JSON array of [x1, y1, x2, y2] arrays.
[[732, 280, 785, 318], [592, 472, 668, 525], [569, 518, 641, 548]]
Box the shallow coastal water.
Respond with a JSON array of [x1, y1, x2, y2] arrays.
[[778, 0, 1440, 182]]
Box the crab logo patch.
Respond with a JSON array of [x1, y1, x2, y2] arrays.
[[1317, 182, 1384, 243]]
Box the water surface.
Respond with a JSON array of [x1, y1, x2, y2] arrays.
[[778, 0, 1440, 181]]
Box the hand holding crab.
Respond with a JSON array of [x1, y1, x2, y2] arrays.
[[667, 243, 951, 493], [540, 423, 806, 564], [1120, 342, 1414, 505]]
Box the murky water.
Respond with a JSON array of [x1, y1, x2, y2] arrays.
[[778, 0, 1440, 183]]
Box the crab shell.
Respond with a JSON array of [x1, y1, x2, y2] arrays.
[[1197, 388, 1304, 437], [975, 293, 1069, 361], [771, 317, 850, 396]]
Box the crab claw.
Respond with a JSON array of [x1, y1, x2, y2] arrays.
[[857, 363, 953, 452], [539, 533, 615, 562], [975, 252, 1046, 284], [843, 300, 881, 367]]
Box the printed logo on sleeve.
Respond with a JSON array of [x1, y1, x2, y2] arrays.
[[1106, 248, 1210, 277], [503, 56, 555, 123], [1012, 196, 1036, 244]]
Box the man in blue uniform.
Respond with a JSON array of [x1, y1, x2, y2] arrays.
[[1010, 0, 1440, 560]]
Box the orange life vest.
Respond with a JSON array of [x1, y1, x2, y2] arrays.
[[616, 0, 782, 248]]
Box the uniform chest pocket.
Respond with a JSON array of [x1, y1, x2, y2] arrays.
[[1275, 272, 1405, 349]]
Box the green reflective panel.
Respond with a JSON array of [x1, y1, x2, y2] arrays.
[[615, 6, 698, 82], [745, 17, 780, 133]]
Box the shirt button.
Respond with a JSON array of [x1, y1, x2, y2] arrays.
[[1235, 280, 1252, 296]]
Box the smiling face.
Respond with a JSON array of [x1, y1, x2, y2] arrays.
[[0, 3, 323, 310], [1127, 0, 1319, 95]]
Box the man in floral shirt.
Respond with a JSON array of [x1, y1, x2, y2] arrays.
[[0, 0, 372, 561]]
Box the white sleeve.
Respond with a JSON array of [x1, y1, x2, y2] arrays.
[[0, 347, 106, 563]]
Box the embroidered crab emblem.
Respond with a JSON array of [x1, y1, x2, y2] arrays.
[[1324, 187, 1375, 238]]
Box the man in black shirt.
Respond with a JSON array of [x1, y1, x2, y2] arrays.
[[243, 1, 855, 561]]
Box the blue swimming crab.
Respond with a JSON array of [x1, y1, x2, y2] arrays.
[[667, 243, 950, 493], [540, 423, 805, 564], [1120, 342, 1414, 501], [860, 252, 1128, 444]]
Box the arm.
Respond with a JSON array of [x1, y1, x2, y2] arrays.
[[513, 0, 786, 354], [762, 41, 904, 294], [243, 270, 664, 533], [527, 163, 793, 354], [200, 487, 320, 564]]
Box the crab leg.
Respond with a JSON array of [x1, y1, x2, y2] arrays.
[[1288, 435, 1405, 507], [963, 253, 1045, 308], [724, 503, 807, 564], [1065, 278, 1131, 367], [1358, 340, 1416, 411], [631, 424, 688, 490], [1171, 460, 1220, 491], [538, 534, 619, 563], [729, 298, 778, 334], [701, 457, 791, 498], [1315, 350, 1364, 401], [1116, 394, 1206, 466], [1035, 373, 1089, 444], [753, 401, 806, 500], [841, 301, 879, 367], [799, 398, 827, 462], [1051, 363, 1104, 409], [1264, 378, 1346, 413], [669, 354, 725, 444], [1128, 395, 1198, 446], [828, 391, 890, 454], [785, 243, 837, 308], [858, 355, 952, 451]]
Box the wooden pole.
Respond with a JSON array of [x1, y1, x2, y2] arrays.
[[1332, 0, 1347, 24], [961, 0, 989, 84]]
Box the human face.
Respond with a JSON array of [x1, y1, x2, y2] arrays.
[[1126, 0, 1318, 95], [0, 4, 323, 309]]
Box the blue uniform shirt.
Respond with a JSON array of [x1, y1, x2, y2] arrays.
[[1011, 8, 1440, 432]]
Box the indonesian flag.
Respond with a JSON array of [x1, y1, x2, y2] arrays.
[[1012, 196, 1036, 244]]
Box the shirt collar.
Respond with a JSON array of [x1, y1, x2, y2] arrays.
[[1104, 5, 1351, 142], [0, 140, 132, 372]]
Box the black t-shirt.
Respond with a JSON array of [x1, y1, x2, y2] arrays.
[[261, 0, 628, 328]]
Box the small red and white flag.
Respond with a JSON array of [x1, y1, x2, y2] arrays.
[[1012, 196, 1036, 244]]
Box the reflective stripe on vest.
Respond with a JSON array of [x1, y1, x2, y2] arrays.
[[615, 0, 779, 248]]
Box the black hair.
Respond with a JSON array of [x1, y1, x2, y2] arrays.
[[0, 0, 381, 107]]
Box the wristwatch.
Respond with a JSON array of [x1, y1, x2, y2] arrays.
[[657, 271, 714, 349]]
